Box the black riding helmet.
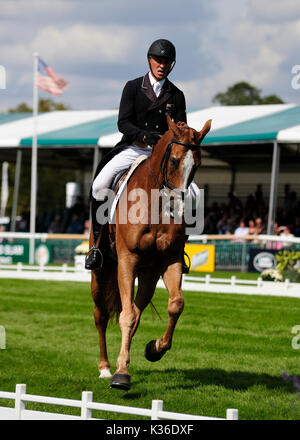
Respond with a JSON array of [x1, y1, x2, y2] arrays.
[[147, 39, 176, 61], [147, 39, 176, 76]]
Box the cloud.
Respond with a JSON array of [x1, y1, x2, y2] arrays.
[[1, 0, 300, 112], [0, 0, 71, 20], [247, 0, 300, 22], [30, 24, 138, 64]]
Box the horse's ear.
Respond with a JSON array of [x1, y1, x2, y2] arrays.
[[166, 113, 180, 137], [197, 119, 212, 143]]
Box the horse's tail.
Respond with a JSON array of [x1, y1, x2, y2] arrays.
[[92, 255, 121, 323]]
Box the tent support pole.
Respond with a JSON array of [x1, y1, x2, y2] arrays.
[[29, 52, 39, 264], [10, 149, 22, 232], [89, 146, 103, 227], [230, 164, 236, 194], [267, 141, 280, 235]]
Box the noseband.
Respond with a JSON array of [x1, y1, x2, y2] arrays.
[[149, 138, 199, 196]]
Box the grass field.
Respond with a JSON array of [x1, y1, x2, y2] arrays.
[[0, 273, 300, 420]]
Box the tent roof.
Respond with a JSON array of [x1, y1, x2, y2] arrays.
[[0, 110, 118, 147], [1, 104, 300, 149]]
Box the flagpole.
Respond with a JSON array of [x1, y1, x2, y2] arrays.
[[29, 52, 39, 264]]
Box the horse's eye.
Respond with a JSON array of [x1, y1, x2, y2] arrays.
[[170, 157, 180, 169]]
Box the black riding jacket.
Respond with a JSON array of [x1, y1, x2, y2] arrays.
[[92, 73, 186, 183], [116, 73, 187, 147]]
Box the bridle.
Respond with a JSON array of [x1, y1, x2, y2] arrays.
[[149, 137, 200, 196]]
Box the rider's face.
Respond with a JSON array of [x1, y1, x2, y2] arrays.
[[149, 56, 172, 81]]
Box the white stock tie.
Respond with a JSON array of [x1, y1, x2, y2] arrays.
[[153, 82, 161, 97]]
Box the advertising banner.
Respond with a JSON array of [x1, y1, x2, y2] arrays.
[[184, 244, 215, 272], [248, 248, 278, 273], [0, 242, 52, 264]]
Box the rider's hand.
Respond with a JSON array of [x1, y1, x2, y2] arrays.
[[141, 131, 160, 146]]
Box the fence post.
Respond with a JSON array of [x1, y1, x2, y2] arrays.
[[285, 278, 290, 291], [0, 325, 5, 349], [15, 384, 26, 419], [205, 274, 210, 286], [231, 276, 236, 286], [151, 400, 163, 420], [257, 277, 262, 288], [226, 408, 238, 420], [81, 391, 93, 420], [241, 242, 247, 273]]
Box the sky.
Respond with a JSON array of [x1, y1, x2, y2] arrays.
[[1, 0, 300, 112]]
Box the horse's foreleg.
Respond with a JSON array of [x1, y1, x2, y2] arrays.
[[110, 253, 138, 390], [145, 261, 184, 362]]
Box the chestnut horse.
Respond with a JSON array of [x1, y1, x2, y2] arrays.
[[90, 115, 211, 390]]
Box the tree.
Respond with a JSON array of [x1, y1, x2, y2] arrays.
[[8, 98, 71, 113], [8, 102, 32, 113], [212, 81, 284, 106], [38, 99, 71, 112]]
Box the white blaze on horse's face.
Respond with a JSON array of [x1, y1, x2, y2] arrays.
[[181, 149, 195, 191]]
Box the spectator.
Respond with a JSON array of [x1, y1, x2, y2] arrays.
[[247, 219, 256, 235], [48, 215, 63, 234], [292, 217, 300, 237], [66, 214, 84, 234], [267, 222, 283, 250], [17, 212, 29, 232], [279, 225, 294, 247], [233, 219, 249, 242], [0, 225, 13, 243], [255, 217, 265, 234], [83, 219, 90, 236], [204, 210, 219, 234], [217, 213, 228, 235]]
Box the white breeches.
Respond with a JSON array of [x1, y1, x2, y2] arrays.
[[92, 145, 200, 208]]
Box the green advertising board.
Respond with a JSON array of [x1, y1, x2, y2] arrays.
[[0, 241, 52, 264]]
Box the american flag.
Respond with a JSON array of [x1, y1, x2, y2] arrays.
[[37, 57, 68, 95]]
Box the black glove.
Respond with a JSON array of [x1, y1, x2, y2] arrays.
[[140, 131, 160, 146]]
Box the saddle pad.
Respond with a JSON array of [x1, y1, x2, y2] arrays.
[[109, 154, 149, 223]]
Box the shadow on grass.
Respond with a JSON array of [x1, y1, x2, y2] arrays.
[[132, 368, 286, 393]]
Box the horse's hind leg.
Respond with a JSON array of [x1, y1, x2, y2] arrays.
[[130, 268, 161, 340], [93, 304, 111, 378], [145, 261, 184, 362]]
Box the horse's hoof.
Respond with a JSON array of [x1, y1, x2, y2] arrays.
[[110, 373, 131, 391], [99, 368, 112, 379], [144, 340, 165, 362]]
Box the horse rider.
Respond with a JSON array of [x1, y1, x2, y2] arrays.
[[85, 39, 200, 271]]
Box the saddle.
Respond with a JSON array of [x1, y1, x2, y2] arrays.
[[106, 155, 149, 257]]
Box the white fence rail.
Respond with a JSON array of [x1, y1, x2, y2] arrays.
[[0, 263, 299, 298], [0, 262, 89, 281], [0, 384, 238, 420], [179, 274, 300, 298]]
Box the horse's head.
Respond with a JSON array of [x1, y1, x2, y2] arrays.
[[153, 114, 212, 194]]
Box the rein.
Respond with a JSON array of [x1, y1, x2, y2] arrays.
[[149, 138, 199, 195]]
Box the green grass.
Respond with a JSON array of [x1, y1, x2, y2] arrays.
[[0, 276, 300, 420]]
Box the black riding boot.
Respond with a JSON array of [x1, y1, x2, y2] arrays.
[[85, 229, 104, 270], [85, 198, 104, 270]]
